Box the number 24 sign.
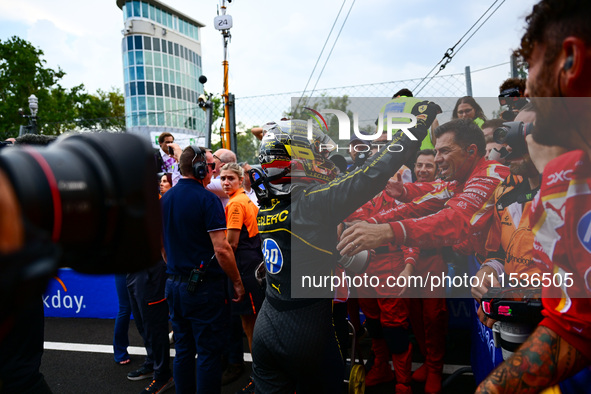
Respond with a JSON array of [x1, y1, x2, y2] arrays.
[[214, 15, 233, 31]]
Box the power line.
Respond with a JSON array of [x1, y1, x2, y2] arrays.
[[413, 0, 506, 95], [471, 62, 510, 73], [307, 0, 357, 99], [294, 0, 348, 113], [237, 71, 465, 100], [453, 0, 506, 55]]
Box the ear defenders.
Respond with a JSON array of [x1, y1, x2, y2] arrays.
[[189, 145, 207, 179]]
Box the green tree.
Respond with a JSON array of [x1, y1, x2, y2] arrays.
[[236, 127, 259, 164], [0, 36, 67, 138], [76, 88, 126, 131], [210, 121, 260, 164], [0, 36, 126, 137], [283, 95, 354, 143], [37, 83, 86, 134]]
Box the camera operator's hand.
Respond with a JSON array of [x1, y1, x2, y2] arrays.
[[0, 169, 24, 254], [477, 304, 496, 329], [410, 100, 442, 131], [168, 143, 182, 162], [384, 173, 405, 200], [525, 134, 568, 174]]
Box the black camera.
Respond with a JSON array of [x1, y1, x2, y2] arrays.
[[498, 88, 528, 121], [0, 132, 162, 274], [354, 151, 369, 168], [481, 286, 543, 324], [481, 286, 543, 360], [493, 121, 535, 160]]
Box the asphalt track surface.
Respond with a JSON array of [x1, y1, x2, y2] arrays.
[[41, 317, 476, 394]]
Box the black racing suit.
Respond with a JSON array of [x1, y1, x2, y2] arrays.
[[251, 99, 438, 393]]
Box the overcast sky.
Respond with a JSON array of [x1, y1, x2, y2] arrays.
[[1, 0, 537, 110]]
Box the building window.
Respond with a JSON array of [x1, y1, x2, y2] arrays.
[[138, 96, 146, 111], [149, 4, 155, 22], [148, 112, 156, 126], [141, 2, 149, 18], [143, 36, 151, 50], [133, 1, 141, 17], [153, 52, 161, 67], [144, 52, 152, 66], [153, 38, 160, 52], [135, 51, 143, 65]]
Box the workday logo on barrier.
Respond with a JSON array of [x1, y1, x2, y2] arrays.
[[303, 106, 419, 154], [43, 276, 86, 314]]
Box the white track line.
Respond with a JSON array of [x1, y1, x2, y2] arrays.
[[44, 342, 254, 362], [44, 342, 470, 374]]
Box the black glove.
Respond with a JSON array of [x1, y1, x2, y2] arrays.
[[410, 100, 442, 131]]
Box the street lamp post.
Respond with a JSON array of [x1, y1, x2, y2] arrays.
[[18, 94, 39, 136]]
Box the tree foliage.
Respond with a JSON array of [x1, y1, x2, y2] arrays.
[[236, 128, 259, 164], [283, 95, 354, 143], [0, 36, 65, 138], [0, 36, 125, 139]]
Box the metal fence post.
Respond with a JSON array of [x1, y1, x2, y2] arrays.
[[465, 66, 473, 96]]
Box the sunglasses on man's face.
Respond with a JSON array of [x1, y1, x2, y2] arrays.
[[207, 163, 216, 171]]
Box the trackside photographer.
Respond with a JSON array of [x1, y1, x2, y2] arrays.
[[476, 0, 591, 392], [0, 132, 162, 393]]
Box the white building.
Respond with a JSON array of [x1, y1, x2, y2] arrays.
[[117, 0, 206, 146]]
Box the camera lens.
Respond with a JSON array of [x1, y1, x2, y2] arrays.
[[493, 126, 509, 144], [0, 133, 162, 273]]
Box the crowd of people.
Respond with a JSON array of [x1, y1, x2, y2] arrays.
[[76, 1, 591, 392], [1, 1, 590, 394]]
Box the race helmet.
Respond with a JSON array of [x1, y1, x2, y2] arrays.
[[258, 119, 338, 184]]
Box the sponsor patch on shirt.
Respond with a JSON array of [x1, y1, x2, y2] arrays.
[[577, 210, 591, 254], [263, 238, 284, 274]]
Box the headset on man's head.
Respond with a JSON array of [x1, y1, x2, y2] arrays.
[[188, 145, 207, 180]]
